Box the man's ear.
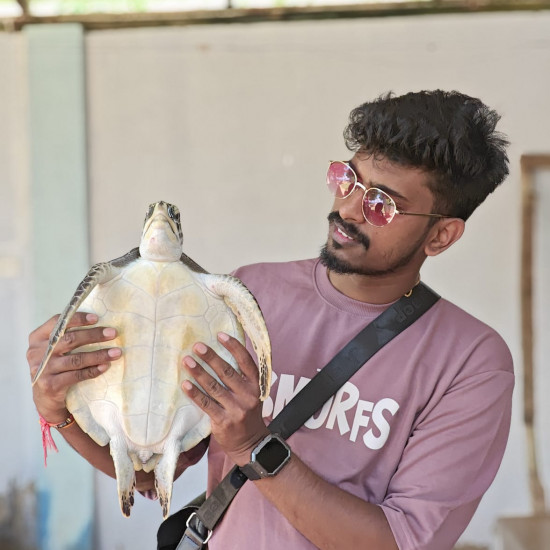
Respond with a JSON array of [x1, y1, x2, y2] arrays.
[[424, 218, 465, 257]]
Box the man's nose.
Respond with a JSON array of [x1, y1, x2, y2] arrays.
[[336, 186, 365, 223]]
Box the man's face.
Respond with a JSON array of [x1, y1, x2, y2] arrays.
[[320, 153, 437, 277]]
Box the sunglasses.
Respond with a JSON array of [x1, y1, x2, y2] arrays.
[[327, 161, 452, 227]]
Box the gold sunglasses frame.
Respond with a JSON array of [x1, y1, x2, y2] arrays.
[[327, 161, 452, 227]]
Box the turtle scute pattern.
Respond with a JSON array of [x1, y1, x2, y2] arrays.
[[33, 201, 271, 519], [66, 258, 246, 516]]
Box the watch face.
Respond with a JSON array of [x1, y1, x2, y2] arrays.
[[259, 438, 290, 474]]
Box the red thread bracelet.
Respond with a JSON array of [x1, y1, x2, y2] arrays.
[[38, 413, 75, 466]]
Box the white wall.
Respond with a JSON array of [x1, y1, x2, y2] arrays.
[[0, 31, 37, 549], [83, 12, 549, 548], [1, 9, 550, 549]]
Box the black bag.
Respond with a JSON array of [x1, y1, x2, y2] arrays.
[[157, 282, 439, 550], [157, 492, 207, 550]]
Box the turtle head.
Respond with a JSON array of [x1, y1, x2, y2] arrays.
[[139, 201, 183, 261]]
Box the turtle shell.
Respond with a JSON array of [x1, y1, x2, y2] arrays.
[[66, 258, 245, 514], [33, 201, 271, 519]]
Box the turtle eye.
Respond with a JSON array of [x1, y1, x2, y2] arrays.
[[167, 205, 179, 220]]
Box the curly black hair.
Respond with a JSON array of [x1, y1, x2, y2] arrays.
[[344, 90, 510, 221]]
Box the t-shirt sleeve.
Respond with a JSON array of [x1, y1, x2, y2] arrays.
[[380, 339, 514, 550]]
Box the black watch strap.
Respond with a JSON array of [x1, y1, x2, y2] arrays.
[[239, 465, 262, 481]]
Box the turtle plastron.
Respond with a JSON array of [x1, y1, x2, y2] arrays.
[[32, 202, 272, 519]]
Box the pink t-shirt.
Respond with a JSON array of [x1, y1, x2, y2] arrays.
[[207, 259, 514, 550]]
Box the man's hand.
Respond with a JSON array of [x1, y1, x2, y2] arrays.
[[27, 314, 211, 489], [27, 312, 121, 423], [181, 332, 269, 467], [181, 335, 398, 550]]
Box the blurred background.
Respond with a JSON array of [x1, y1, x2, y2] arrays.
[[1, 0, 549, 548]]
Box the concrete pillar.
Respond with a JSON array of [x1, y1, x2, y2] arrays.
[[25, 23, 94, 550]]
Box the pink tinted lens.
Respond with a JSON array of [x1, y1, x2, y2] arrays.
[[364, 188, 395, 226], [327, 162, 356, 198]]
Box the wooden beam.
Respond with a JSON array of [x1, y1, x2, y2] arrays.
[[520, 153, 550, 515], [2, 0, 550, 32]]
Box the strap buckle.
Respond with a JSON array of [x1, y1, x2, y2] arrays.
[[185, 512, 212, 545]]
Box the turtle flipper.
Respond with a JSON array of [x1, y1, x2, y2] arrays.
[[180, 251, 208, 274], [154, 439, 181, 518], [199, 274, 272, 401], [110, 435, 136, 517], [31, 248, 140, 386]]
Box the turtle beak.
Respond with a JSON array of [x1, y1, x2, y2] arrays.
[[142, 205, 179, 241], [139, 204, 182, 261]]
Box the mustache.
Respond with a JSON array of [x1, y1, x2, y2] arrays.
[[327, 211, 370, 250]]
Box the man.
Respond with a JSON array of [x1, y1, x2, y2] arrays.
[[28, 90, 514, 549]]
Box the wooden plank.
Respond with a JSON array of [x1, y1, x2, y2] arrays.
[[497, 515, 550, 550], [520, 154, 550, 515], [2, 0, 550, 31]]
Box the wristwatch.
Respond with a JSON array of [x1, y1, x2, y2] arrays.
[[240, 433, 291, 480]]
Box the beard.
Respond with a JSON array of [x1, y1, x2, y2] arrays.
[[319, 211, 429, 277]]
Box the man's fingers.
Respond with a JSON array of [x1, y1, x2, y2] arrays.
[[183, 341, 261, 409], [190, 342, 251, 396], [56, 347, 122, 376], [183, 355, 228, 398], [28, 312, 113, 363], [54, 326, 118, 355], [51, 362, 113, 390], [31, 312, 98, 340], [216, 332, 260, 385], [66, 312, 99, 329], [27, 313, 119, 384], [181, 367, 224, 423], [30, 346, 120, 381]]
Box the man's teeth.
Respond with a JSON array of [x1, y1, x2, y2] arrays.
[[337, 226, 354, 240]]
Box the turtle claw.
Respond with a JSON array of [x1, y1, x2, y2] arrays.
[[154, 475, 171, 519], [121, 487, 135, 517], [154, 440, 181, 518], [156, 481, 170, 519], [110, 438, 137, 518]]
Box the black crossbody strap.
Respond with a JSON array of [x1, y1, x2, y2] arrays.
[[177, 282, 440, 549], [269, 281, 439, 437]]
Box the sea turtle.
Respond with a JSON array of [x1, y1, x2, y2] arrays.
[[32, 201, 271, 518]]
